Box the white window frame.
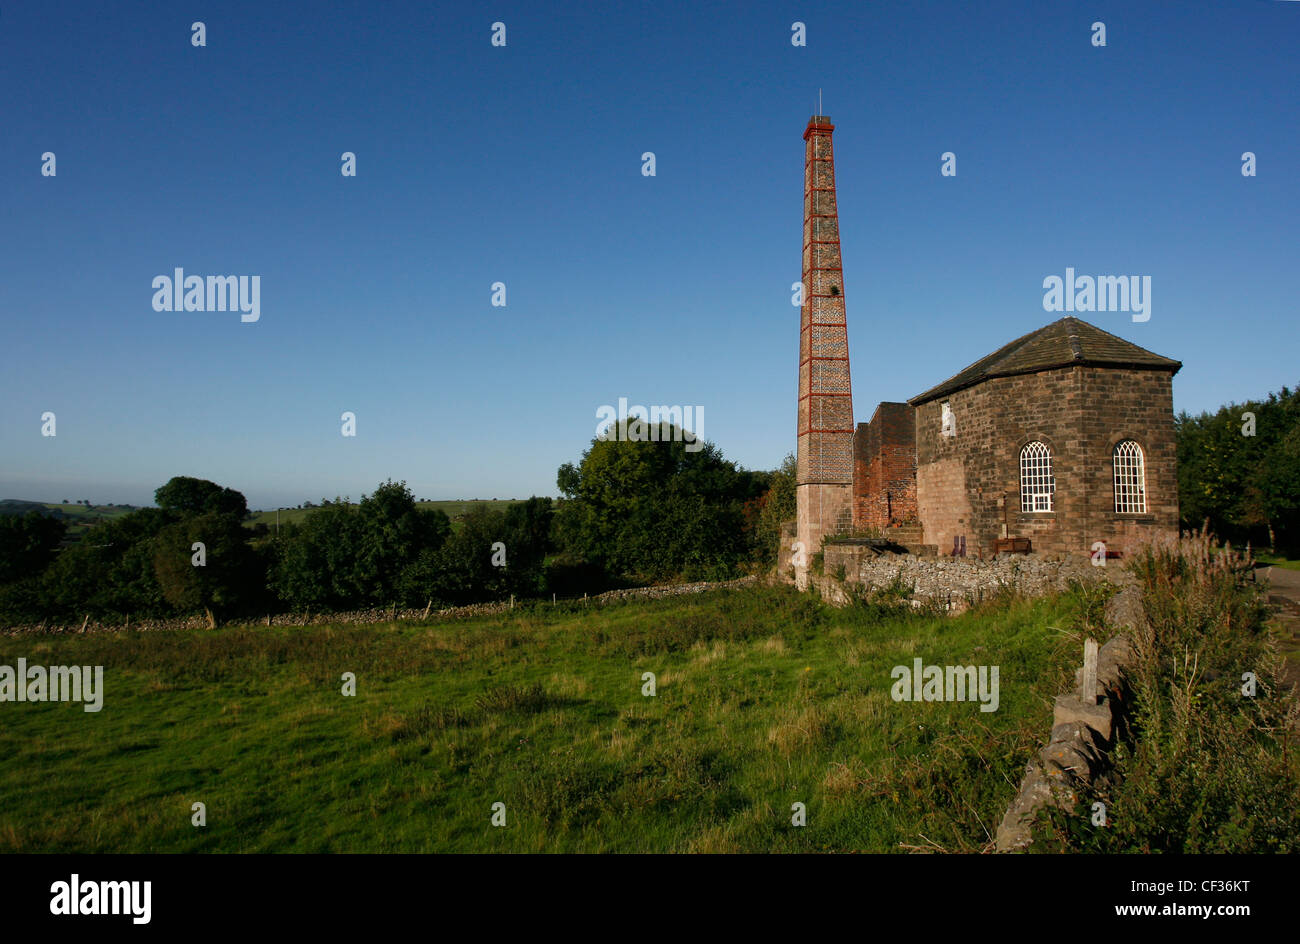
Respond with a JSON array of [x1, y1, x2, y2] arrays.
[[1020, 441, 1054, 512], [1113, 440, 1147, 513]]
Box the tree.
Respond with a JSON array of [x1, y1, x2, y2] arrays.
[[1177, 384, 1300, 553], [410, 505, 511, 605], [502, 496, 554, 591], [553, 419, 765, 581], [155, 476, 248, 519], [6, 476, 263, 622], [270, 502, 366, 609], [355, 481, 451, 602], [152, 511, 260, 625]]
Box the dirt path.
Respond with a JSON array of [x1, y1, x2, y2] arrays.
[[1259, 566, 1300, 688]]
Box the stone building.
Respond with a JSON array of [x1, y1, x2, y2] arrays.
[[791, 114, 1182, 582], [863, 316, 1182, 559]]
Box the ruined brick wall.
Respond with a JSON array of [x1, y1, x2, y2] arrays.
[[913, 366, 1178, 558], [853, 402, 917, 530]]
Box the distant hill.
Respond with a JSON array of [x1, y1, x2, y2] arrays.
[[1, 498, 529, 541], [0, 500, 61, 518], [0, 501, 142, 546], [244, 499, 524, 531]]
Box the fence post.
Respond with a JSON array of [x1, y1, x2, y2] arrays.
[[1082, 638, 1099, 705]]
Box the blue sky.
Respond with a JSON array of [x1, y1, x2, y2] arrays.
[[2, 0, 1297, 510]]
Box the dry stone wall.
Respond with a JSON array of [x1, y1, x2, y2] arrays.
[[994, 586, 1143, 851], [2, 577, 760, 636]]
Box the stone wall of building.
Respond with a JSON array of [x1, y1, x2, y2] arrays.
[[796, 484, 853, 588], [1076, 367, 1180, 557], [912, 365, 1178, 558]]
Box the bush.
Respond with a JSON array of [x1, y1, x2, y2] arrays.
[[36, 508, 176, 620], [753, 453, 796, 566], [271, 481, 451, 610], [0, 511, 66, 585], [1035, 531, 1300, 852], [398, 499, 553, 607]]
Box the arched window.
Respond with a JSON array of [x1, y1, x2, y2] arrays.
[[1019, 441, 1054, 512], [1113, 440, 1146, 513]]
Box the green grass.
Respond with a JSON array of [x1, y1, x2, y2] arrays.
[[244, 500, 522, 531], [41, 502, 136, 517], [0, 585, 1079, 852]]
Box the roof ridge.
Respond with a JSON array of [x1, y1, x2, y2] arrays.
[[1064, 315, 1176, 364], [1065, 317, 1084, 360], [908, 316, 1181, 405]]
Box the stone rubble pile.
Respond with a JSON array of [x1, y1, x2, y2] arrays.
[[822, 546, 1137, 606]]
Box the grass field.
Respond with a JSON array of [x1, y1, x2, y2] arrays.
[[36, 502, 138, 519], [0, 584, 1080, 853]]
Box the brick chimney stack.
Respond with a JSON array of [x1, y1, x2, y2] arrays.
[[795, 114, 854, 586]]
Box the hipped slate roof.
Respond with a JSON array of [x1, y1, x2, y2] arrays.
[[908, 317, 1182, 406]]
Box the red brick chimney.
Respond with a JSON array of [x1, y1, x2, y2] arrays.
[[795, 114, 855, 584]]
